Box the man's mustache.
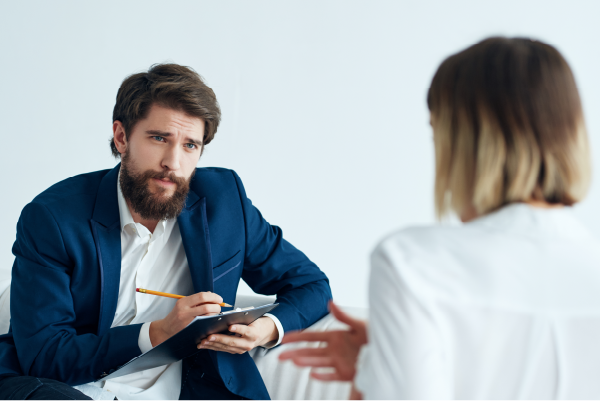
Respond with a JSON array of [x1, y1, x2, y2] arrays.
[[145, 170, 188, 186]]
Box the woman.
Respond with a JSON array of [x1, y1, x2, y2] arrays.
[[279, 37, 599, 399]]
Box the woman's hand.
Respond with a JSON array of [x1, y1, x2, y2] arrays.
[[278, 301, 368, 381]]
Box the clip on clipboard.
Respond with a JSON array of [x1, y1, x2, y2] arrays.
[[96, 303, 278, 382]]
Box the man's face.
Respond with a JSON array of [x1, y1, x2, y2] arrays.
[[112, 104, 205, 220]]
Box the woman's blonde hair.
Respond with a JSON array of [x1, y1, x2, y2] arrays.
[[428, 37, 590, 219]]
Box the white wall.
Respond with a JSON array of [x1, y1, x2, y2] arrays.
[[0, 0, 598, 308]]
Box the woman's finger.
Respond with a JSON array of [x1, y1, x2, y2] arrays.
[[282, 330, 334, 344], [329, 301, 363, 328], [310, 370, 345, 381], [279, 347, 328, 360], [290, 356, 334, 368]]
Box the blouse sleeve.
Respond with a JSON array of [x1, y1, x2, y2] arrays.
[[354, 240, 452, 399]]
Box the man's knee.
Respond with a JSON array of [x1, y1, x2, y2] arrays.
[[0, 376, 91, 400]]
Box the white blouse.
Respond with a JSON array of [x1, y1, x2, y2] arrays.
[[355, 204, 599, 399]]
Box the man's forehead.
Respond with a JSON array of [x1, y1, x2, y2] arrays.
[[142, 104, 204, 139]]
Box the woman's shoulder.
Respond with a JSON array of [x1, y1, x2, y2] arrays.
[[370, 205, 599, 309], [370, 224, 483, 286], [373, 204, 598, 262], [372, 222, 480, 261]]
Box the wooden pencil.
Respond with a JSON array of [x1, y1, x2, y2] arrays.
[[136, 288, 232, 307]]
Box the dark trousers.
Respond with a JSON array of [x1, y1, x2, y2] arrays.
[[179, 350, 247, 400], [0, 376, 91, 400], [0, 352, 246, 400]]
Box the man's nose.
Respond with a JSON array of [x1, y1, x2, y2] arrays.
[[161, 145, 181, 171]]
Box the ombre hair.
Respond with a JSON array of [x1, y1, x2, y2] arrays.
[[427, 37, 590, 220]]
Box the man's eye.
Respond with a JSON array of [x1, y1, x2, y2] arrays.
[[185, 143, 197, 149], [153, 136, 165, 142]]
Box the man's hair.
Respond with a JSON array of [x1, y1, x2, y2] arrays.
[[427, 37, 590, 219], [110, 63, 221, 157]]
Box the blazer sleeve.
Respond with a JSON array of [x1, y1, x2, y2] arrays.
[[232, 171, 332, 333], [10, 202, 142, 385]]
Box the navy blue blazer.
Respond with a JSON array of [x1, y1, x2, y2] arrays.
[[0, 164, 331, 399]]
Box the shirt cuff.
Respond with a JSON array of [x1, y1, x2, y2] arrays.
[[138, 322, 153, 353], [261, 313, 284, 348]]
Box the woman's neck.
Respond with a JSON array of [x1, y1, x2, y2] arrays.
[[460, 200, 563, 223], [524, 199, 564, 209]]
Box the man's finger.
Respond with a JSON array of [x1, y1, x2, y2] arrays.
[[282, 330, 334, 344], [198, 343, 247, 354], [329, 301, 363, 328], [199, 338, 249, 353], [229, 324, 251, 338], [279, 347, 328, 360], [205, 334, 254, 350], [192, 303, 221, 316], [186, 291, 223, 306]]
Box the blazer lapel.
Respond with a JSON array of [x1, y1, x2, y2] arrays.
[[90, 164, 122, 335], [178, 191, 214, 293], [90, 166, 213, 334]]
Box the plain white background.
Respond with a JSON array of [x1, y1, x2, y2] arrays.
[[0, 0, 598, 308]]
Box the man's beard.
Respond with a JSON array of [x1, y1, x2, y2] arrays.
[[119, 151, 193, 221]]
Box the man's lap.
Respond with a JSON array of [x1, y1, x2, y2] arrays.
[[0, 376, 91, 400], [180, 351, 248, 400], [0, 370, 245, 400]]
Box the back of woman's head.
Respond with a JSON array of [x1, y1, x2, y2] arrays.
[[428, 37, 590, 219]]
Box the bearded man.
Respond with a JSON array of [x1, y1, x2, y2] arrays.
[[0, 64, 332, 400]]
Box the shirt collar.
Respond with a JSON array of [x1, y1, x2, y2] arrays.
[[467, 203, 591, 240]]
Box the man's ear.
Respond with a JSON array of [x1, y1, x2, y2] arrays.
[[113, 121, 128, 155]]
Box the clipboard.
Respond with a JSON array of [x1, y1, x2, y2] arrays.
[[96, 303, 278, 382]]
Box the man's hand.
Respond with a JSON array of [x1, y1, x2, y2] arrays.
[[197, 316, 279, 354], [278, 301, 368, 381], [149, 292, 223, 347]]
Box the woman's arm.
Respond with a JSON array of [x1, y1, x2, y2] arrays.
[[349, 384, 363, 400], [355, 241, 451, 399], [278, 301, 367, 381]]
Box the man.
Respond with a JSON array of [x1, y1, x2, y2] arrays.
[[0, 64, 332, 399]]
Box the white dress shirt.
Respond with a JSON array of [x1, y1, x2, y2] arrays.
[[76, 171, 283, 400], [355, 204, 600, 399]]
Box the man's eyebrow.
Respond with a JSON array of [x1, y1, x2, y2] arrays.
[[185, 137, 203, 146], [146, 130, 203, 146], [146, 130, 171, 137]]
